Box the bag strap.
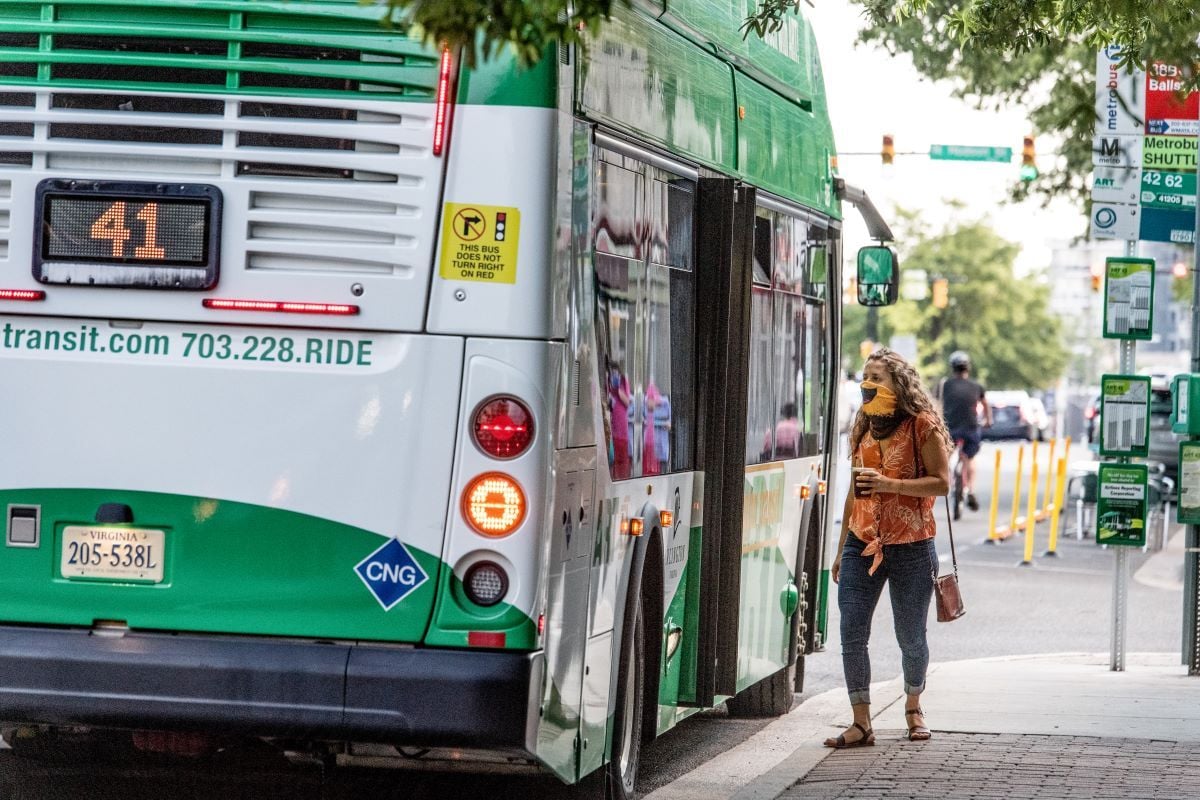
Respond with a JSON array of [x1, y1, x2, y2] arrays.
[[911, 418, 958, 579]]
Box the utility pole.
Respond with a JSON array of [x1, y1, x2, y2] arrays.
[[1187, 163, 1200, 676]]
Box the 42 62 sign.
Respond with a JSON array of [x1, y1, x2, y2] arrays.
[[1142, 169, 1197, 209]]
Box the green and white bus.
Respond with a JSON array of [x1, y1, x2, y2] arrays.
[[0, 0, 895, 795]]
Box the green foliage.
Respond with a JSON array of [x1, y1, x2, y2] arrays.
[[744, 1, 1200, 210], [852, 1, 1095, 209], [844, 215, 1070, 390], [746, 1, 1200, 81], [379, 0, 620, 67]]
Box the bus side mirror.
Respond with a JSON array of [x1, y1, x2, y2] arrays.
[[857, 246, 899, 307]]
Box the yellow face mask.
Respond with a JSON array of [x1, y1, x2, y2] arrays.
[[860, 380, 898, 417]]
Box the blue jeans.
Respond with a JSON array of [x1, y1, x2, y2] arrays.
[[839, 534, 937, 705]]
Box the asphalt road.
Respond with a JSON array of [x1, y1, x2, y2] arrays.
[[1, 443, 1186, 798]]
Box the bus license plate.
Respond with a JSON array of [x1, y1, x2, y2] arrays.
[[60, 526, 165, 583]]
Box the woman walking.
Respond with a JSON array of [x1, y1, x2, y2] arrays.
[[824, 348, 951, 749]]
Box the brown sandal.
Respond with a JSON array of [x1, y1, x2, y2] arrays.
[[823, 721, 875, 749], [905, 708, 931, 741]]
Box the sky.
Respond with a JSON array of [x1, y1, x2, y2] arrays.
[[804, 3, 1084, 275]]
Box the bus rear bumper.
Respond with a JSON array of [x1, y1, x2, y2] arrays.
[[0, 626, 539, 750]]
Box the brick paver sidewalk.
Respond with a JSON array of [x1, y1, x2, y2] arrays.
[[778, 730, 1200, 799]]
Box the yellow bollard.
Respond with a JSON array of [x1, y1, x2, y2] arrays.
[[1009, 444, 1025, 535], [1062, 436, 1071, 468], [1041, 438, 1057, 518], [1021, 461, 1039, 565], [987, 449, 1002, 543], [1044, 457, 1067, 557]]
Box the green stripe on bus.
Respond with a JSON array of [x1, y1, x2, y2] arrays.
[[0, 488, 531, 648]]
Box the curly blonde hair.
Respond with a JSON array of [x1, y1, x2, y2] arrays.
[[850, 347, 953, 453]]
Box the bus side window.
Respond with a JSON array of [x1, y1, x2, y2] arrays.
[[597, 253, 643, 481], [594, 157, 644, 481], [772, 214, 805, 460], [645, 177, 695, 474], [747, 210, 775, 465]]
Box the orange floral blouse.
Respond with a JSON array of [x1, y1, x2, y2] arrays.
[[848, 412, 939, 575]]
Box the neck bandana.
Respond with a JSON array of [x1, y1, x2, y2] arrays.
[[861, 380, 904, 440], [860, 381, 898, 417]]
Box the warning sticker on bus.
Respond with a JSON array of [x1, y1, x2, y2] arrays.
[[438, 202, 520, 284]]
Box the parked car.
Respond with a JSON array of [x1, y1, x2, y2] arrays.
[[982, 390, 1047, 441]]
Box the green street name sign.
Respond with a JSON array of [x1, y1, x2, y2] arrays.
[[1141, 169, 1197, 209], [1097, 463, 1148, 548], [929, 144, 1013, 163]]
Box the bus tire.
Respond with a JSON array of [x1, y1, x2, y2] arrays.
[[573, 581, 645, 799], [725, 662, 796, 718]]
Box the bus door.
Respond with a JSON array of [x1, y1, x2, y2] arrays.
[[685, 179, 756, 706]]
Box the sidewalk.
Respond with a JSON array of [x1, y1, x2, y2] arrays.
[[644, 652, 1200, 800]]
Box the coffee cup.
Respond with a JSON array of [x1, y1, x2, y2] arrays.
[[852, 467, 877, 498]]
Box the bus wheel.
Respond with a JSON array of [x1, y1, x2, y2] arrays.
[[574, 583, 645, 799], [725, 662, 796, 718], [608, 589, 645, 799]]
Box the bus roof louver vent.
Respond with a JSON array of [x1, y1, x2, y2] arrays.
[[0, 1, 439, 100]]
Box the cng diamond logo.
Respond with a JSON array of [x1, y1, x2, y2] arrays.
[[354, 538, 430, 611]]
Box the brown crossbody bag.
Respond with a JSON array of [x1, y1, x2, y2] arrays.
[[912, 421, 965, 622]]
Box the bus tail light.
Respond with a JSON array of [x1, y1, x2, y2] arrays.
[[472, 396, 534, 459], [0, 289, 45, 301], [463, 561, 508, 607], [432, 47, 456, 157], [462, 473, 526, 537], [202, 298, 359, 316]]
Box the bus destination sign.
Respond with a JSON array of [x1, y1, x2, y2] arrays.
[[33, 180, 221, 290]]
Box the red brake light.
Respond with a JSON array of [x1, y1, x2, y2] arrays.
[[432, 47, 456, 157], [0, 289, 45, 301], [202, 298, 359, 316], [472, 397, 534, 459]]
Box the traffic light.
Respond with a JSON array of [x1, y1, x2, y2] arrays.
[[1174, 261, 1189, 279], [1020, 136, 1037, 181], [882, 134, 894, 166], [931, 278, 949, 309]]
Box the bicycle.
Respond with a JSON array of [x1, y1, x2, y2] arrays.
[[950, 437, 966, 521]]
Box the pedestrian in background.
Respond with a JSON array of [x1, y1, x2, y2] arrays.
[[834, 370, 861, 524], [824, 348, 952, 749]]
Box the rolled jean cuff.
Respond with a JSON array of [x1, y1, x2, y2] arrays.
[[905, 680, 925, 696], [848, 688, 871, 705]]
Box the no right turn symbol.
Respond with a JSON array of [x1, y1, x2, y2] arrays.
[[453, 207, 486, 241]]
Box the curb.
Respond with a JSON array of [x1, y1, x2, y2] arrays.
[[642, 651, 1187, 800], [641, 676, 904, 800]]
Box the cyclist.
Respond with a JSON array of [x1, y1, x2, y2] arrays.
[[939, 351, 991, 510]]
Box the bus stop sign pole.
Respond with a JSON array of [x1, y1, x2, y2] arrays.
[[1187, 157, 1200, 676]]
